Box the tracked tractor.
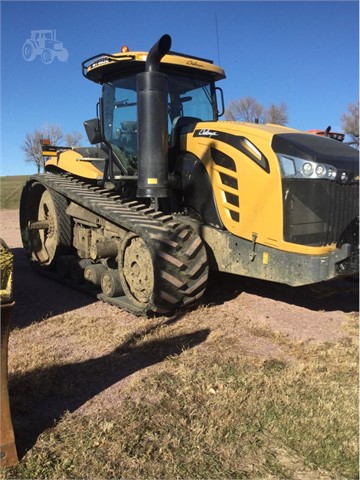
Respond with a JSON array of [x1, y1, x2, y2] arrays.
[[20, 34, 359, 315]]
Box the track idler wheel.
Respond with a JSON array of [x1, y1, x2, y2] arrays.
[[119, 233, 154, 308], [20, 180, 72, 268]]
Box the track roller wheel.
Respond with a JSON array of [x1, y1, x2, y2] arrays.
[[20, 180, 72, 269], [84, 263, 107, 286], [101, 268, 124, 297]]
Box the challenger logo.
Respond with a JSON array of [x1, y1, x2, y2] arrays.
[[197, 129, 218, 138], [193, 129, 270, 173], [186, 60, 204, 68]]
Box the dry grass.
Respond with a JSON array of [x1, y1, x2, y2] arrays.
[[0, 176, 29, 210], [1, 306, 358, 479]]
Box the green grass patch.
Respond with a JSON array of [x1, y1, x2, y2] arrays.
[[4, 314, 358, 479], [0, 175, 30, 210]]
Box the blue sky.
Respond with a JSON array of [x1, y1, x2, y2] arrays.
[[1, 0, 358, 176]]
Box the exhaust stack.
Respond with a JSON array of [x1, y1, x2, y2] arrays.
[[136, 34, 172, 199]]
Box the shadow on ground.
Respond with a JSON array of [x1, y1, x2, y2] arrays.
[[11, 248, 98, 329], [205, 271, 359, 313], [10, 327, 210, 457]]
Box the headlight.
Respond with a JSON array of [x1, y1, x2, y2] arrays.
[[327, 167, 337, 180], [315, 164, 326, 177], [302, 162, 313, 176], [278, 154, 339, 181]]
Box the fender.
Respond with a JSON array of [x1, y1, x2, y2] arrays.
[[176, 152, 224, 228]]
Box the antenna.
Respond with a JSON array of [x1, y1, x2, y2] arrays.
[[214, 13, 221, 66]]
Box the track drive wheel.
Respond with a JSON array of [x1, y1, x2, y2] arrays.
[[20, 180, 72, 268], [118, 224, 209, 315]]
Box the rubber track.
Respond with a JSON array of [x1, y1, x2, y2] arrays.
[[26, 173, 209, 315], [50, 189, 72, 259]]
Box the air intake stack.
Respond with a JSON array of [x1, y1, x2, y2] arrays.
[[136, 34, 172, 199]]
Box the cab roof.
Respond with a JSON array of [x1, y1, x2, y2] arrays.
[[82, 50, 226, 84]]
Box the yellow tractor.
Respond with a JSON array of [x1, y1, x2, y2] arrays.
[[20, 34, 359, 315]]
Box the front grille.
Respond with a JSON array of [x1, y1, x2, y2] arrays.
[[282, 179, 359, 246]]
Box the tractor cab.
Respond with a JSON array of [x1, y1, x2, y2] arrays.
[[81, 38, 225, 180]]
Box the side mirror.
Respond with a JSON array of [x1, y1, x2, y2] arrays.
[[84, 118, 103, 145], [215, 87, 225, 118]]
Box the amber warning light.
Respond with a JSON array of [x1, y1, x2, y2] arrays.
[[120, 45, 129, 53]]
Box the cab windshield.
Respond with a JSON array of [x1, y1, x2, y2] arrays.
[[102, 73, 216, 169]]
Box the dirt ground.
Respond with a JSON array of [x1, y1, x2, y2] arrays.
[[1, 209, 358, 457]]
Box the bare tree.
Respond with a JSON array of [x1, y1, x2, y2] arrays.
[[22, 129, 44, 174], [266, 103, 288, 125], [22, 124, 63, 173], [44, 124, 63, 145], [341, 101, 359, 148], [64, 131, 83, 147], [225, 96, 265, 123], [225, 97, 288, 125]]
